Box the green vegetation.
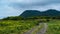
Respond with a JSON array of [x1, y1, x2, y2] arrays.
[[2, 16, 24, 20], [0, 19, 41, 34], [0, 16, 60, 34], [46, 20, 60, 34]]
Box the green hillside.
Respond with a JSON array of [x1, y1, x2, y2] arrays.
[[20, 9, 60, 18]]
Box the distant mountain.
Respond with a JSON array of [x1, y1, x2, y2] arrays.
[[20, 9, 60, 18]]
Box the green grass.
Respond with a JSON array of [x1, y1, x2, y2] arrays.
[[0, 19, 40, 34], [0, 19, 60, 34], [46, 20, 60, 34]]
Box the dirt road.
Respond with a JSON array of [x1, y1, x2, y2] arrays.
[[36, 23, 48, 34], [24, 23, 48, 34]]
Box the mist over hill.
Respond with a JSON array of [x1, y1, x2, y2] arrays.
[[20, 9, 60, 18]]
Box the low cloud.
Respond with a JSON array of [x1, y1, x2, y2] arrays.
[[0, 0, 60, 18]]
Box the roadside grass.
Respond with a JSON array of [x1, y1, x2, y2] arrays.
[[0, 19, 57, 34], [0, 19, 40, 34], [46, 20, 60, 34]]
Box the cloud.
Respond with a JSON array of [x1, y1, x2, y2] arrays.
[[10, 0, 60, 10], [0, 0, 60, 18], [0, 0, 22, 18]]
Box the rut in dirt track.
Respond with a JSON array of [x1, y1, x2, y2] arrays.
[[24, 23, 48, 34], [36, 23, 48, 34]]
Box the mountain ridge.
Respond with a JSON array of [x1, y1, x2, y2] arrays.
[[20, 9, 60, 18]]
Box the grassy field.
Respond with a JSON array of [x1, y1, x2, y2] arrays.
[[0, 19, 41, 34], [46, 20, 60, 34], [0, 19, 60, 34]]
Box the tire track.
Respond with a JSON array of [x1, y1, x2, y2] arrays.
[[24, 23, 42, 34], [23, 23, 48, 34], [36, 23, 48, 34]]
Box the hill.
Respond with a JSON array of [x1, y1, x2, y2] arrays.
[[20, 9, 60, 18]]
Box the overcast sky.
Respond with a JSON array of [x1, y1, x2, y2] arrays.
[[0, 0, 60, 18]]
